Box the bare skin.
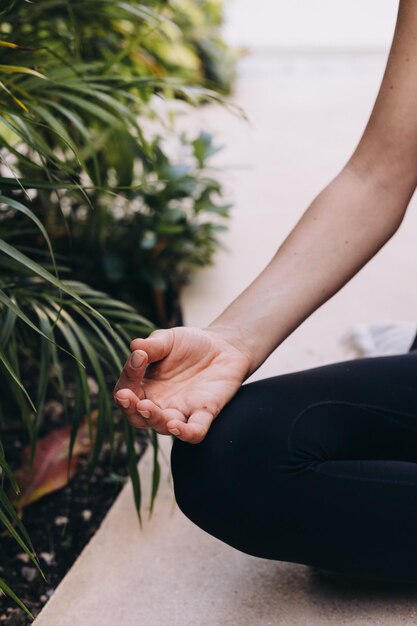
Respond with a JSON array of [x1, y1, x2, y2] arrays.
[[113, 327, 252, 443], [114, 0, 417, 444]]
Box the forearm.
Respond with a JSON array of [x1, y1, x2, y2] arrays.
[[206, 163, 413, 377], [206, 0, 417, 378]]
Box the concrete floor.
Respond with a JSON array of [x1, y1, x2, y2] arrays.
[[34, 47, 417, 626]]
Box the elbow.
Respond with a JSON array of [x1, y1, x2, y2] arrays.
[[343, 159, 413, 237], [345, 154, 417, 211]]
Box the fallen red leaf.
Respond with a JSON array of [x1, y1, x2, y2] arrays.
[[12, 412, 97, 511]]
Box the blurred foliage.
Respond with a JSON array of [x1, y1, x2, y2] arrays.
[[14, 125, 232, 327], [0, 0, 237, 323], [0, 0, 237, 614]]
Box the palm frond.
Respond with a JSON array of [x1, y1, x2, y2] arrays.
[[0, 0, 236, 613]]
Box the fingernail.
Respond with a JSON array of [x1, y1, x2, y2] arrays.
[[131, 351, 144, 368], [118, 399, 130, 409], [169, 428, 180, 436], [139, 410, 151, 419]]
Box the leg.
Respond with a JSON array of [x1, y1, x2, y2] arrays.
[[171, 351, 417, 582]]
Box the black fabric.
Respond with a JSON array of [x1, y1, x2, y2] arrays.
[[171, 345, 417, 582], [410, 329, 417, 352]]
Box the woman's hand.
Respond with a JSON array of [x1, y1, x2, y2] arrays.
[[113, 326, 252, 444]]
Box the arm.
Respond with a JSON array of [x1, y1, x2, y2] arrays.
[[115, 1, 417, 443], [206, 0, 417, 378]]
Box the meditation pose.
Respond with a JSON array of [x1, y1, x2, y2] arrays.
[[115, 0, 417, 582]]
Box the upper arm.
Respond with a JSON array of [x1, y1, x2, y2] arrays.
[[350, 0, 417, 199]]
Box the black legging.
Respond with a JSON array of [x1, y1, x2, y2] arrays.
[[171, 338, 417, 583]]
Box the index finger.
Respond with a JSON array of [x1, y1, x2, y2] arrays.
[[130, 329, 173, 363], [166, 409, 214, 444]]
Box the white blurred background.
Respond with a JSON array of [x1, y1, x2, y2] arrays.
[[223, 0, 397, 51]]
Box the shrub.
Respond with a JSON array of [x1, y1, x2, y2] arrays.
[[0, 0, 237, 614]]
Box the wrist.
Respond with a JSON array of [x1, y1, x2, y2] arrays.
[[203, 323, 257, 378]]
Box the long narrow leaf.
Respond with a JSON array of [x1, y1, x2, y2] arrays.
[[124, 420, 142, 526], [148, 429, 160, 517], [0, 348, 36, 412], [0, 240, 109, 328], [0, 442, 19, 493], [0, 490, 37, 556], [0, 578, 33, 618], [0, 65, 46, 79]]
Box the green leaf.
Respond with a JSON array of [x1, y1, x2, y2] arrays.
[[0, 64, 46, 79], [0, 289, 62, 354], [0, 305, 16, 348], [0, 240, 108, 328], [0, 577, 33, 618], [0, 195, 57, 275], [0, 489, 37, 556], [54, 91, 126, 130], [124, 421, 142, 526], [41, 303, 90, 463], [32, 304, 54, 432], [0, 503, 37, 563], [0, 441, 19, 493], [53, 305, 110, 468], [148, 430, 160, 517], [0, 348, 36, 411]]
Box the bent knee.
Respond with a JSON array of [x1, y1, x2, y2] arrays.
[[170, 436, 217, 523], [170, 433, 238, 537]]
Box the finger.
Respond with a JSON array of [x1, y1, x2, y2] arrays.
[[114, 349, 148, 398], [167, 410, 214, 444], [135, 398, 187, 429], [130, 329, 174, 364], [114, 388, 148, 429]]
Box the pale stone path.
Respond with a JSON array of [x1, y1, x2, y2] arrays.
[[35, 38, 417, 626], [32, 437, 417, 626]]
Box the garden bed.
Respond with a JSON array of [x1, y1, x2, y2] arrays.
[[0, 397, 147, 625]]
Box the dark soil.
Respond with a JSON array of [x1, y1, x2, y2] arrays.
[[0, 396, 147, 625]]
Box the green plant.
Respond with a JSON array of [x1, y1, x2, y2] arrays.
[[0, 0, 237, 614], [10, 124, 232, 327], [0, 199, 155, 616], [0, 0, 237, 321], [166, 0, 238, 93]]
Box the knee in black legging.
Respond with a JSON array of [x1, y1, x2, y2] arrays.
[[170, 376, 300, 522], [169, 383, 299, 555], [170, 425, 237, 540]]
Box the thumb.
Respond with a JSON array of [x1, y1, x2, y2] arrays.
[[130, 329, 174, 363]]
